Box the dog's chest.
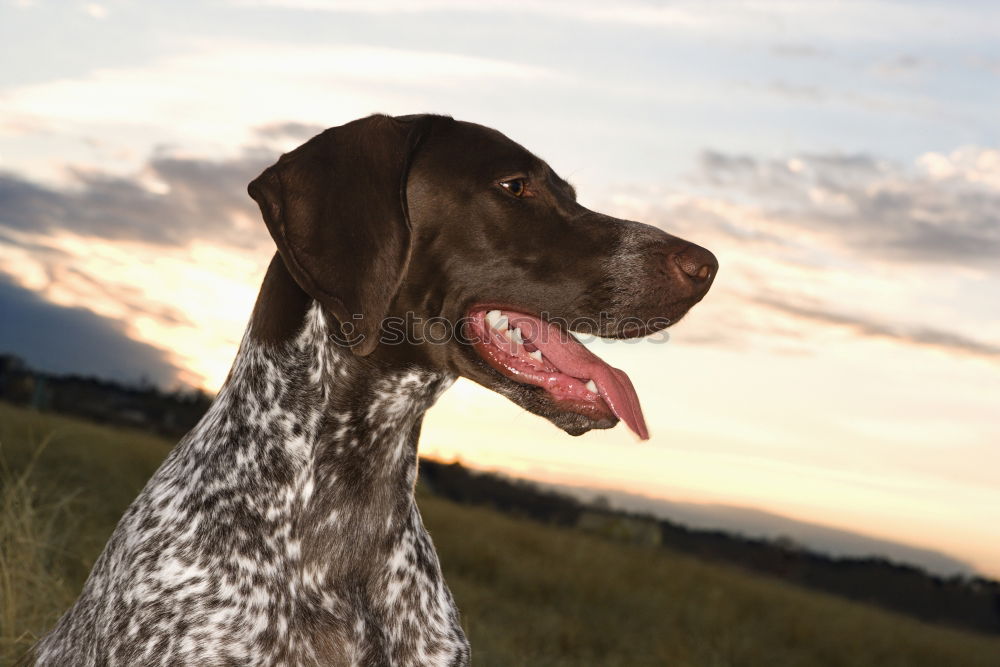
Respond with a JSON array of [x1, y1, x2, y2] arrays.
[[36, 307, 469, 666]]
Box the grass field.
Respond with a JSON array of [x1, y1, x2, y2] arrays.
[[2, 401, 999, 666]]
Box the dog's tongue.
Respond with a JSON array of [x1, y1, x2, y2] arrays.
[[507, 314, 649, 440]]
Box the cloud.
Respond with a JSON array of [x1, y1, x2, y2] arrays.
[[0, 272, 181, 386], [254, 121, 326, 141], [231, 0, 715, 29], [64, 266, 193, 327], [0, 150, 272, 247], [229, 0, 1000, 42], [693, 147, 1000, 267], [973, 56, 1000, 75], [753, 295, 1000, 361], [83, 3, 108, 19], [874, 54, 924, 76], [770, 43, 829, 59], [0, 139, 289, 389], [0, 43, 556, 145], [765, 81, 827, 102], [605, 146, 1000, 363]]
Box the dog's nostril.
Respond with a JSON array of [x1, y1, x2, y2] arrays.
[[671, 243, 718, 286]]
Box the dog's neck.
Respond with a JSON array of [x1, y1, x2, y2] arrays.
[[209, 257, 455, 577], [176, 257, 466, 661]]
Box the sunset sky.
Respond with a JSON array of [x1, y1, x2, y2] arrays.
[[1, 0, 998, 577]]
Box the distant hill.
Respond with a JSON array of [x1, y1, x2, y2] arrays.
[[0, 353, 210, 437], [419, 459, 1000, 636], [541, 482, 976, 578]]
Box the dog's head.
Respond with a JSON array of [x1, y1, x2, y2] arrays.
[[249, 114, 716, 439]]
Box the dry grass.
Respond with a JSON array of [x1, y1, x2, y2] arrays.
[[0, 433, 77, 663], [2, 401, 999, 666], [0, 404, 173, 664]]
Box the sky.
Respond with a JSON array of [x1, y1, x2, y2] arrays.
[[1, 0, 998, 577]]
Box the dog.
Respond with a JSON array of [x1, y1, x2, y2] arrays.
[[34, 114, 716, 666]]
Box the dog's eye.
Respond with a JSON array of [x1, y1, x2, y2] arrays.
[[499, 179, 528, 197]]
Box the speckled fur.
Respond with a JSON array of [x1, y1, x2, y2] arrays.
[[34, 304, 468, 666]]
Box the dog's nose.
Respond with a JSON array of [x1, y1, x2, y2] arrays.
[[671, 243, 718, 292]]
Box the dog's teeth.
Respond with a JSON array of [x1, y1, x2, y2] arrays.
[[509, 327, 523, 344], [585, 379, 598, 394], [529, 350, 543, 362], [485, 310, 503, 329]]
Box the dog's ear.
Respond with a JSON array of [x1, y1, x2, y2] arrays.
[[248, 114, 434, 355]]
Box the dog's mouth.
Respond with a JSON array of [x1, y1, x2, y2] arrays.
[[466, 308, 649, 440]]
